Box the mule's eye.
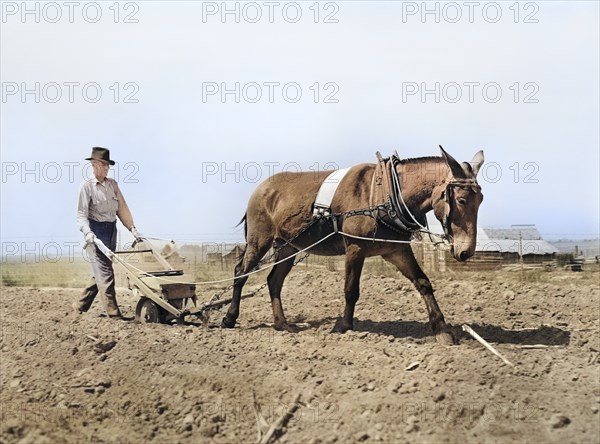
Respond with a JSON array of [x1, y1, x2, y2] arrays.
[[457, 198, 467, 205], [440, 191, 446, 200]]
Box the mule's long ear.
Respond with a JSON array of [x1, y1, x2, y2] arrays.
[[470, 150, 484, 177], [439, 145, 466, 179]]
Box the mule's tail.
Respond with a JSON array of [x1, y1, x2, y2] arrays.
[[235, 214, 248, 266], [236, 213, 248, 241]]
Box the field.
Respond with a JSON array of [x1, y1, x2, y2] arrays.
[[1, 259, 599, 443]]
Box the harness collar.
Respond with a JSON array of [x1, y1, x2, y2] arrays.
[[374, 152, 426, 234]]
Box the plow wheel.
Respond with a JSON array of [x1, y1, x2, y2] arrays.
[[135, 298, 164, 323]]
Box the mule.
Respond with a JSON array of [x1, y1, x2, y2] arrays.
[[222, 147, 484, 344]]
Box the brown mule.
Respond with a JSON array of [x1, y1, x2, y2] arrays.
[[222, 147, 484, 344]]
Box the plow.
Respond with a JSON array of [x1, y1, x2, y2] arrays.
[[93, 237, 254, 324]]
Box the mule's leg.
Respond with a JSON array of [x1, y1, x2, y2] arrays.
[[266, 245, 297, 331], [383, 246, 455, 345], [333, 244, 365, 333], [222, 237, 272, 328]]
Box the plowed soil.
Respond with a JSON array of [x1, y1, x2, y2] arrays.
[[1, 267, 599, 443]]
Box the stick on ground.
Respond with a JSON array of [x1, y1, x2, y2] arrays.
[[258, 393, 302, 444], [462, 324, 515, 367], [253, 391, 270, 444]]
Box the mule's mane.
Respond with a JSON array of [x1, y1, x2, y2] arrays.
[[398, 156, 445, 165]]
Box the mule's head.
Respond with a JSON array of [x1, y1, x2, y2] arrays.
[[432, 146, 484, 262]]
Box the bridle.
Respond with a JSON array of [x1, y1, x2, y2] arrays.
[[440, 179, 481, 241]]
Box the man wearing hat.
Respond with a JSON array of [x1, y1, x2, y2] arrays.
[[75, 147, 140, 318]]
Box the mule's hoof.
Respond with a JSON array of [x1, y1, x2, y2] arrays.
[[221, 317, 236, 329], [274, 322, 298, 333], [332, 318, 353, 334], [435, 331, 455, 346]]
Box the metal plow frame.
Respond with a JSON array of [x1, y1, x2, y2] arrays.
[[93, 237, 197, 324]]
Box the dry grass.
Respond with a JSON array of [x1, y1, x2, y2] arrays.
[[1, 260, 91, 288], [0, 258, 237, 289], [1, 257, 598, 289]]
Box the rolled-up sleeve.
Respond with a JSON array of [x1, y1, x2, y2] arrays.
[[114, 181, 134, 230], [77, 181, 92, 236]]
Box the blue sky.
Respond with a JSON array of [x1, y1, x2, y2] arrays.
[[1, 1, 599, 255]]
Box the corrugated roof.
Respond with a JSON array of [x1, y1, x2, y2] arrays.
[[477, 226, 558, 254], [484, 226, 542, 240], [476, 238, 558, 255]]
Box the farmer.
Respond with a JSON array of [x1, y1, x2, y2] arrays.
[[74, 147, 141, 319]]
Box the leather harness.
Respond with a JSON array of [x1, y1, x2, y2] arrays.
[[371, 151, 427, 234], [311, 152, 480, 240]]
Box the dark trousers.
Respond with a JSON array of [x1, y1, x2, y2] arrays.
[[76, 220, 121, 316]]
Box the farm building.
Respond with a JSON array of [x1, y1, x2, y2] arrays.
[[177, 243, 244, 265], [442, 224, 559, 270], [549, 238, 600, 258], [414, 220, 559, 271], [206, 243, 245, 266], [475, 224, 558, 263]]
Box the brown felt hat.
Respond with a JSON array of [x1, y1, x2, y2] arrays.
[[85, 147, 115, 165]]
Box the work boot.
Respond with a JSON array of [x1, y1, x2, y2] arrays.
[[72, 302, 84, 314], [109, 313, 133, 322], [102, 294, 121, 318]]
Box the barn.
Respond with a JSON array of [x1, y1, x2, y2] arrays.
[[476, 224, 559, 263], [415, 221, 559, 271], [206, 244, 245, 267]]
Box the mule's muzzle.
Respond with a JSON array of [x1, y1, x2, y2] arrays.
[[450, 245, 472, 262]]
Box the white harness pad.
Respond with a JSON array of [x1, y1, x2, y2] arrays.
[[312, 168, 351, 217]]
